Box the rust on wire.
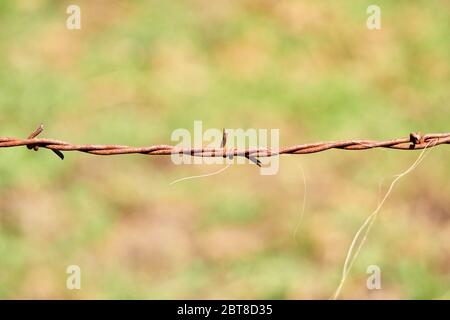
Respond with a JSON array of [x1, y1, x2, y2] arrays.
[[0, 125, 449, 164]]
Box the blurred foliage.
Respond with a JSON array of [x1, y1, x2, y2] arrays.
[[0, 0, 449, 299]]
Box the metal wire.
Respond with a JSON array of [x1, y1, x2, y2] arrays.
[[0, 125, 449, 165]]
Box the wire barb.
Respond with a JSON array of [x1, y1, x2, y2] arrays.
[[409, 132, 423, 148], [0, 125, 449, 164], [26, 123, 44, 151], [25, 124, 64, 160]]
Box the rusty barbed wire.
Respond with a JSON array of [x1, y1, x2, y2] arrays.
[[0, 124, 449, 166]]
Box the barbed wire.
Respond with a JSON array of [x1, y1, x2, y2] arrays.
[[0, 124, 449, 166]]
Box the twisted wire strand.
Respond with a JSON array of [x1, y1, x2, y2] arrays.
[[0, 125, 449, 162]]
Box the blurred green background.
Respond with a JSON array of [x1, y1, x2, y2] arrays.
[[0, 0, 449, 299]]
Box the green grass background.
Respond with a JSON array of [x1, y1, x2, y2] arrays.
[[0, 0, 449, 299]]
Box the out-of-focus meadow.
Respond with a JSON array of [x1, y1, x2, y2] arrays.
[[0, 0, 449, 299]]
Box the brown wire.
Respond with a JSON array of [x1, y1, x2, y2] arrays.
[[0, 125, 449, 164]]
